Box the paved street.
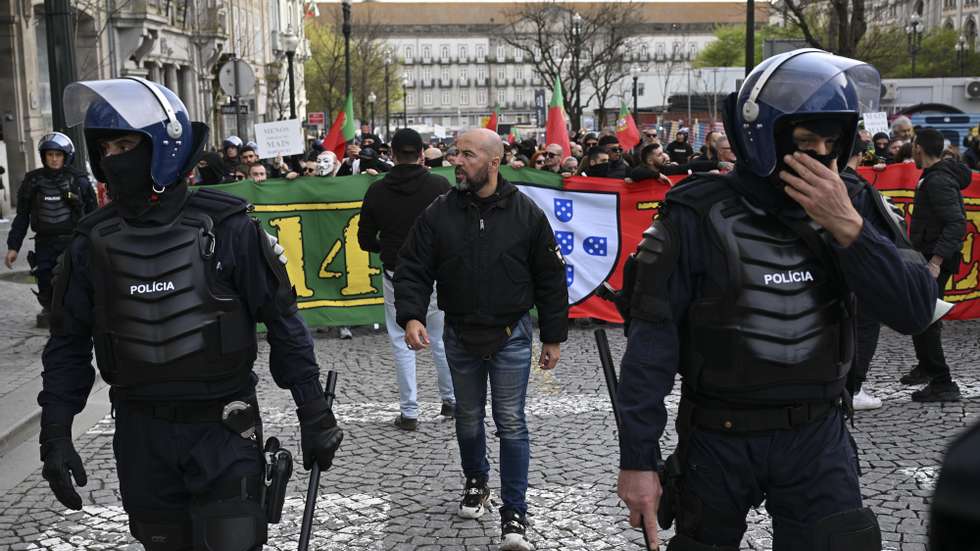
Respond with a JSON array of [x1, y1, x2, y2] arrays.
[[0, 262, 977, 550]]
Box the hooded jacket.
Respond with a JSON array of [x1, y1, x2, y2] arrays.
[[910, 158, 970, 270], [357, 164, 451, 271]]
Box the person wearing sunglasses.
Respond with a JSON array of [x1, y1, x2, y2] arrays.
[[597, 135, 629, 179], [542, 143, 564, 173]]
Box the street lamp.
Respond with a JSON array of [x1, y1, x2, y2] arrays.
[[368, 92, 377, 133], [630, 63, 640, 122], [571, 11, 583, 131], [342, 0, 352, 94], [956, 35, 968, 77], [402, 72, 409, 127], [384, 49, 392, 140], [906, 13, 924, 76], [282, 25, 301, 120]]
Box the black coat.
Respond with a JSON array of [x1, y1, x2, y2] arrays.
[[910, 159, 969, 271], [357, 164, 451, 272], [394, 178, 569, 343]]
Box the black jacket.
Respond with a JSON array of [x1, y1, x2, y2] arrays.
[[394, 178, 569, 343], [910, 159, 969, 270], [358, 164, 451, 271], [7, 167, 97, 251]]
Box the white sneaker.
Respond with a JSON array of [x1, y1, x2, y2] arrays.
[[339, 326, 353, 340], [852, 388, 883, 411]]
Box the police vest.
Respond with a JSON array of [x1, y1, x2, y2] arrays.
[[30, 171, 78, 237], [669, 177, 854, 406], [83, 189, 257, 387]]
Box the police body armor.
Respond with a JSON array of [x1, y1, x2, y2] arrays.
[[671, 176, 854, 406], [30, 171, 80, 237], [82, 190, 257, 387]]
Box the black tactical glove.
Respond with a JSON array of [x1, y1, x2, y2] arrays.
[[40, 424, 87, 510], [296, 397, 343, 471]]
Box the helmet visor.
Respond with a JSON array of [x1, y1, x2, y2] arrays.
[[755, 52, 881, 115], [64, 80, 171, 129], [39, 132, 72, 149]]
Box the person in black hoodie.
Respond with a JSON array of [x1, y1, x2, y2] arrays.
[[357, 128, 456, 431], [395, 128, 567, 551], [900, 127, 969, 402]]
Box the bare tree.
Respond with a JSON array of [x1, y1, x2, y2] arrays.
[[500, 0, 641, 130], [780, 0, 867, 58]]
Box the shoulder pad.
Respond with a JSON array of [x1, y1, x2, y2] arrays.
[[74, 202, 120, 237], [629, 218, 680, 323], [185, 188, 250, 225], [664, 173, 737, 216]]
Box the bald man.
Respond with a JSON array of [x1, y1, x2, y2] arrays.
[[543, 143, 564, 173], [395, 128, 568, 551]]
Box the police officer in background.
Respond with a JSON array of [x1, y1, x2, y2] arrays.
[[4, 133, 96, 327], [615, 50, 940, 550], [38, 78, 342, 550]]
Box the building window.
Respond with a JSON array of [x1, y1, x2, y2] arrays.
[[423, 92, 433, 106], [689, 43, 697, 57], [656, 43, 665, 57], [476, 45, 486, 60], [460, 90, 469, 105], [459, 67, 467, 81], [423, 67, 433, 81], [441, 45, 450, 59], [405, 46, 414, 60], [478, 90, 488, 105], [496, 68, 506, 82], [496, 45, 505, 60], [497, 90, 506, 105], [407, 92, 415, 106], [638, 83, 645, 96], [478, 67, 487, 81], [442, 91, 451, 105], [515, 48, 523, 62], [515, 89, 523, 104], [458, 45, 468, 59], [442, 69, 450, 82], [422, 45, 431, 60]]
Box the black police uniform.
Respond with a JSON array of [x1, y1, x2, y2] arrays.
[[7, 166, 97, 310], [617, 169, 938, 550], [39, 184, 330, 551]]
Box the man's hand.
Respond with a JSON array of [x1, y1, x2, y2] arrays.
[[928, 257, 943, 279], [618, 469, 662, 549], [296, 398, 344, 471], [40, 424, 87, 510], [285, 171, 300, 180], [4, 249, 16, 269], [404, 320, 430, 350], [538, 342, 560, 370], [779, 153, 864, 247]]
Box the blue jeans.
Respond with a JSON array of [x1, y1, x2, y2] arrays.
[[443, 314, 532, 515], [383, 272, 454, 418]]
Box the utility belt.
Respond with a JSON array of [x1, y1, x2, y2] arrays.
[[114, 395, 293, 525]]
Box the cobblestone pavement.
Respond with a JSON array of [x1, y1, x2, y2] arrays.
[[0, 316, 977, 550]]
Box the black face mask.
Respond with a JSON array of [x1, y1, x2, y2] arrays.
[[590, 162, 610, 178], [100, 141, 157, 219]]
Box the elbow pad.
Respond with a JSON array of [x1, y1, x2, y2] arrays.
[[629, 219, 679, 322], [255, 220, 298, 321]]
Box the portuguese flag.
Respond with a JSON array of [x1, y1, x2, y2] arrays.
[[507, 126, 522, 144], [546, 76, 571, 158], [484, 106, 499, 132], [615, 101, 640, 151], [323, 91, 356, 159]]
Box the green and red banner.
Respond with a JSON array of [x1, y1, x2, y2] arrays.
[[216, 163, 980, 327], [322, 91, 356, 158]]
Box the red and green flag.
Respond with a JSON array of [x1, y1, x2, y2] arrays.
[[323, 91, 356, 158], [484, 106, 499, 132], [546, 76, 571, 158], [615, 102, 641, 152], [507, 126, 522, 144]]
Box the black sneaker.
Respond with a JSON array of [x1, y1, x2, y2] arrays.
[[393, 414, 418, 431], [457, 477, 491, 519], [440, 401, 455, 419], [912, 381, 962, 403], [900, 367, 932, 386], [499, 509, 533, 551]]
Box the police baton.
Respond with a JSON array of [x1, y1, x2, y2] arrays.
[[298, 370, 337, 551], [594, 328, 653, 550]]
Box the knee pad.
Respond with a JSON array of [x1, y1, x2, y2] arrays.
[[190, 495, 267, 551], [667, 533, 739, 551], [811, 507, 881, 551], [129, 510, 192, 551]]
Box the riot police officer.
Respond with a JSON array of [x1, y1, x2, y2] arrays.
[[615, 50, 940, 550], [221, 135, 244, 181], [4, 132, 96, 327], [38, 77, 342, 551]]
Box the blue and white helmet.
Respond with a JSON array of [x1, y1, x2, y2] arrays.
[[728, 49, 881, 178], [38, 132, 75, 165], [223, 135, 244, 151], [64, 77, 194, 189]]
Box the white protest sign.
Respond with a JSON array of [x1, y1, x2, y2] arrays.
[[862, 112, 889, 136], [254, 119, 305, 159]]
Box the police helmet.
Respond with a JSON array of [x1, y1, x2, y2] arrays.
[[241, 140, 259, 155], [38, 132, 75, 165], [223, 135, 244, 151], [725, 49, 881, 178], [64, 77, 201, 190]]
